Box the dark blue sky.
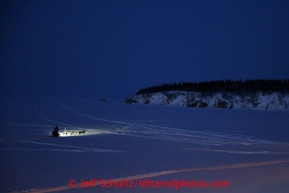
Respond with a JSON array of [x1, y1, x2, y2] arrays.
[[1, 0, 289, 98]]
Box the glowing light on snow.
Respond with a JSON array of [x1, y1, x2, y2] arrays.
[[53, 128, 118, 137]]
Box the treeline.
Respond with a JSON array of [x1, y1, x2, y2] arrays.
[[136, 79, 289, 94]]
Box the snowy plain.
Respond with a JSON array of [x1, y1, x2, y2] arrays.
[[1, 96, 289, 193]]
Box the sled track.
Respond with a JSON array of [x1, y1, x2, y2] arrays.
[[183, 147, 289, 155], [58, 102, 129, 125], [18, 141, 124, 153]]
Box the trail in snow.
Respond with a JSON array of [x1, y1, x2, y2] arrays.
[[0, 101, 40, 121], [57, 102, 129, 125], [108, 124, 278, 146], [19, 141, 124, 152], [0, 148, 110, 152], [0, 123, 56, 128], [183, 147, 289, 155]]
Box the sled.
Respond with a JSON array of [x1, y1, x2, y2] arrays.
[[52, 130, 60, 137]]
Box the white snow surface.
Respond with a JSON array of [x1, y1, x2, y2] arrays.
[[1, 96, 289, 193], [128, 91, 289, 110]]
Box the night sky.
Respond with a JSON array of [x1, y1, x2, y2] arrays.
[[1, 0, 289, 99]]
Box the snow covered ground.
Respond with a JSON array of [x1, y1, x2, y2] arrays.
[[1, 96, 289, 193]]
